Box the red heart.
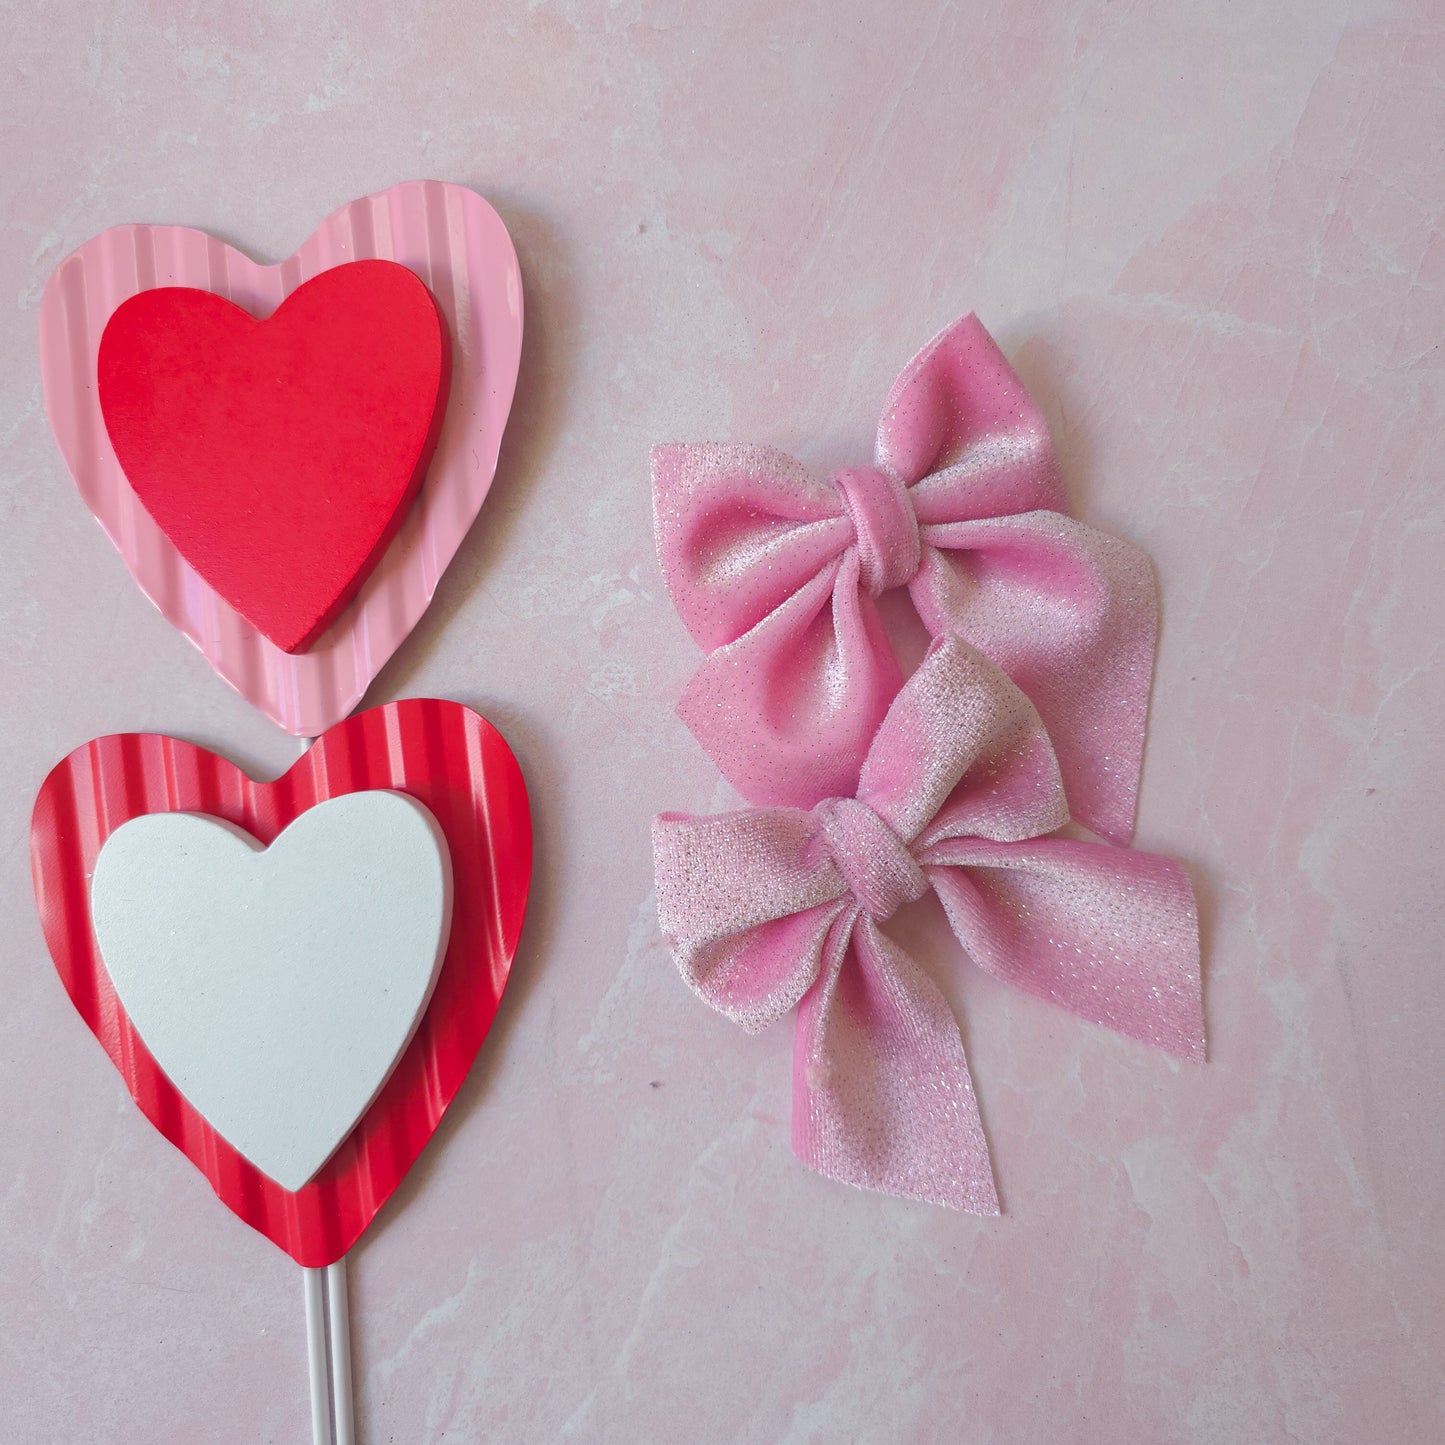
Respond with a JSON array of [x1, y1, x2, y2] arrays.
[[30, 700, 530, 1267], [97, 260, 450, 655]]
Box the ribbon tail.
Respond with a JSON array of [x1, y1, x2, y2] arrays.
[[792, 913, 999, 1214], [678, 552, 902, 808], [910, 514, 1158, 846]]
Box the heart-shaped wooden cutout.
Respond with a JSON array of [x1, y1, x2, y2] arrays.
[[97, 261, 450, 654], [91, 793, 452, 1192], [39, 182, 523, 735], [31, 700, 531, 1267]]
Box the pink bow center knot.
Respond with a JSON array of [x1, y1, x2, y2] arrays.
[[816, 796, 926, 920], [830, 465, 921, 596]]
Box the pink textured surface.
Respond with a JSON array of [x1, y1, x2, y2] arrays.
[[1, 3, 1441, 1442]]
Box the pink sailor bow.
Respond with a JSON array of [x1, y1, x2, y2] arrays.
[[653, 636, 1201, 1212], [652, 313, 1158, 845]]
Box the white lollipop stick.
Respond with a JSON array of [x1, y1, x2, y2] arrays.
[[304, 1266, 334, 1445], [327, 1258, 356, 1445]]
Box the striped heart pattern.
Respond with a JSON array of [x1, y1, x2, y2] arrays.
[[30, 699, 531, 1267], [39, 181, 524, 735]]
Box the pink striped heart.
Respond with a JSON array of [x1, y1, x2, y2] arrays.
[[39, 181, 524, 735]]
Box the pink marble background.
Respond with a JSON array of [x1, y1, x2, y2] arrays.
[[2, 2, 1441, 1440]]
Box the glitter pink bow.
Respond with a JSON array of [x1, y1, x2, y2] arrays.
[[653, 637, 1201, 1212], [652, 314, 1158, 845]]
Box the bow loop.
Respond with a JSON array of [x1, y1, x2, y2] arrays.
[[877, 313, 1065, 516], [652, 806, 851, 1032], [815, 797, 926, 922], [830, 465, 920, 595], [858, 635, 1069, 847], [651, 442, 854, 650]]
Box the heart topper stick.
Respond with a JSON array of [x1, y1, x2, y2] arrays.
[[33, 702, 531, 1433], [88, 777, 453, 1443], [306, 1267, 338, 1445], [306, 1259, 360, 1445]]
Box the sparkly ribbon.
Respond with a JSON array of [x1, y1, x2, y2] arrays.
[[652, 313, 1157, 844], [653, 637, 1201, 1212]]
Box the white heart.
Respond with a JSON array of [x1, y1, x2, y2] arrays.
[[90, 791, 452, 1192]]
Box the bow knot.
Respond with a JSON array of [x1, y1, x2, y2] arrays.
[[830, 465, 920, 595], [816, 796, 926, 920]]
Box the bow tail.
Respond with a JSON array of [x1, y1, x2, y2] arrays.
[[677, 552, 902, 808], [927, 838, 1204, 1061], [792, 911, 999, 1214], [910, 514, 1158, 846]]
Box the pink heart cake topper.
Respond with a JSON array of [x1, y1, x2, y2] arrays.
[[39, 181, 524, 735]]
